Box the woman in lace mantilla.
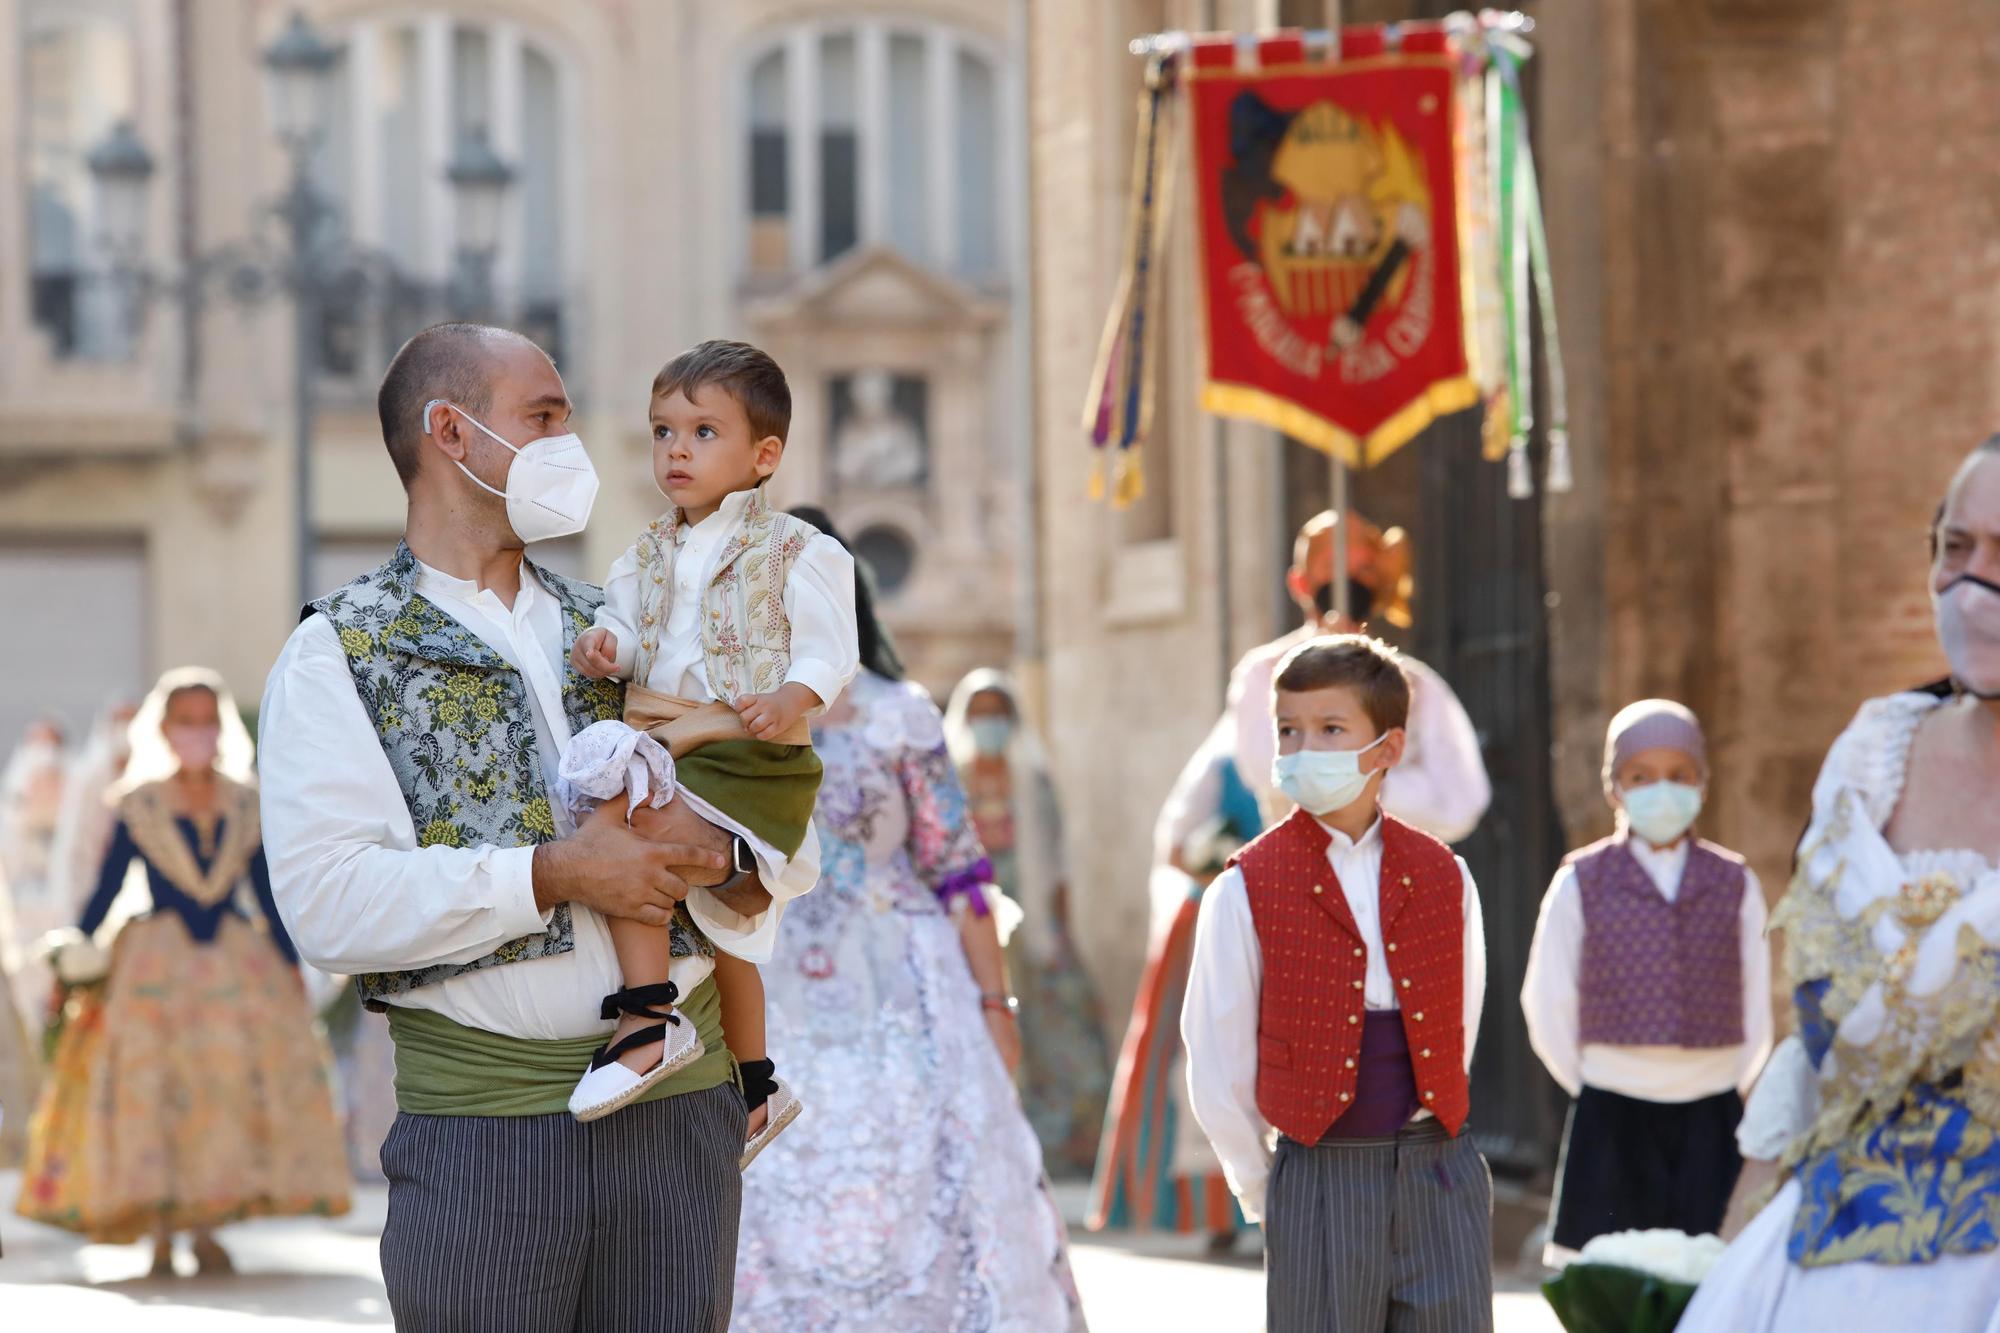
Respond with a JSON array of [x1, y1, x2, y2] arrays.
[[733, 519, 1085, 1332]]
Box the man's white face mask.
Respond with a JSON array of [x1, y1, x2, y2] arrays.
[[426, 399, 599, 544]]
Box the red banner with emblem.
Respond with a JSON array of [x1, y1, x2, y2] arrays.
[[1187, 29, 1476, 466]]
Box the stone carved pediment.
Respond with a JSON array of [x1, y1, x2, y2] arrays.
[[744, 246, 1005, 333], [189, 431, 268, 524]]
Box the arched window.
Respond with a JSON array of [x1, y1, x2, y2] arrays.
[[316, 13, 573, 376], [742, 22, 1010, 284], [19, 0, 137, 359]]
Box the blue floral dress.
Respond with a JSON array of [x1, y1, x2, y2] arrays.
[[1682, 694, 2000, 1330]]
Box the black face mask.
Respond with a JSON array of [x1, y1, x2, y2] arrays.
[[1313, 578, 1375, 624], [1942, 572, 2000, 598]]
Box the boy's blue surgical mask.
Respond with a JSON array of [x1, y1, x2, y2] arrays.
[[968, 717, 1014, 757], [1621, 780, 1703, 847], [1272, 732, 1391, 816]]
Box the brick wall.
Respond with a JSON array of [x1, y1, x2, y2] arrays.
[[1542, 0, 1998, 900]]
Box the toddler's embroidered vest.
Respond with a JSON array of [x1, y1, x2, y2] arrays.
[[630, 486, 817, 700]]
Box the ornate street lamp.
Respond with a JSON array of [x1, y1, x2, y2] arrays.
[[446, 125, 516, 316], [84, 120, 154, 261], [85, 10, 516, 610], [261, 10, 341, 152]]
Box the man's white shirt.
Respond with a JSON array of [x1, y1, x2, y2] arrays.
[[259, 555, 812, 1042]]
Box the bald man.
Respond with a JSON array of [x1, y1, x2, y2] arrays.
[[260, 323, 804, 1331]]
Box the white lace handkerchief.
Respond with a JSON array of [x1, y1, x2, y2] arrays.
[[556, 720, 677, 820]]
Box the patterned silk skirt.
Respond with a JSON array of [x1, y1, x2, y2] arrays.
[[16, 913, 350, 1241], [0, 971, 41, 1169], [1089, 876, 1247, 1237], [735, 907, 1086, 1332]]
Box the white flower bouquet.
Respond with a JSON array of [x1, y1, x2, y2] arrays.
[[36, 927, 109, 986], [1542, 1229, 1725, 1333]]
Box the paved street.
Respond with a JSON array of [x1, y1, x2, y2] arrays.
[[0, 1174, 1563, 1330]]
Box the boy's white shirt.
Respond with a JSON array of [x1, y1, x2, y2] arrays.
[[593, 487, 859, 714], [1519, 837, 1772, 1102], [1180, 808, 1485, 1223]]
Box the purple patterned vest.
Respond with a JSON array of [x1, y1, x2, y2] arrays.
[[1574, 836, 1746, 1048]]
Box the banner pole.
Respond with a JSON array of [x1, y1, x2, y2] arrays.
[[1324, 0, 1351, 624]]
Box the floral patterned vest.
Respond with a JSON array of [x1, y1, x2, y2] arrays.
[[311, 543, 706, 1009], [631, 486, 816, 700]]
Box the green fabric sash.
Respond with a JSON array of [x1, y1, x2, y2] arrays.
[[387, 976, 732, 1117], [677, 740, 821, 857]]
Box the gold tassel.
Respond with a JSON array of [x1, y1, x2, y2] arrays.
[[1088, 454, 1107, 503], [1481, 390, 1513, 462], [1112, 452, 1145, 509]]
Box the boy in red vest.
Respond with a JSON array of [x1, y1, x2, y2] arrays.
[[1521, 700, 1770, 1260], [1183, 636, 1491, 1332]]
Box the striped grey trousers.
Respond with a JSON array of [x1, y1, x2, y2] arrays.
[[1264, 1121, 1493, 1333], [378, 1083, 747, 1332]]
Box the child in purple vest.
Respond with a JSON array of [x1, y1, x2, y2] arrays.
[[1521, 699, 1772, 1260]]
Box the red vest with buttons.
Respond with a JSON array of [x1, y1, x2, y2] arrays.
[[1234, 808, 1470, 1142]]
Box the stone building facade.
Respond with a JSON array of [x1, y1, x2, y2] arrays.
[[0, 0, 1030, 745], [2, 0, 1988, 1170]]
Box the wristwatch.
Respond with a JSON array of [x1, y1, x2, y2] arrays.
[[717, 834, 757, 892]]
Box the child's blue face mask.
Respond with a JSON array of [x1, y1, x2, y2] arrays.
[[1621, 781, 1703, 847], [968, 718, 1014, 757], [1272, 732, 1391, 816]]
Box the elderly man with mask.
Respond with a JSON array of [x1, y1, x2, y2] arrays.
[[260, 323, 805, 1331], [1680, 435, 2000, 1329], [1225, 509, 1491, 843]]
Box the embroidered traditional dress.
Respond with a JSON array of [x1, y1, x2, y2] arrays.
[[16, 776, 349, 1242], [958, 745, 1111, 1181], [733, 672, 1086, 1332], [0, 967, 38, 1168], [1092, 732, 1263, 1236], [1681, 693, 2000, 1331]]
